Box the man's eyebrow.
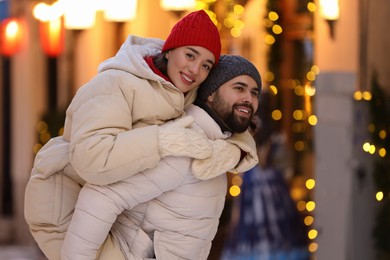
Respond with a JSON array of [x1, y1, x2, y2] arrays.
[[233, 81, 259, 91], [186, 47, 215, 66], [232, 81, 248, 87]]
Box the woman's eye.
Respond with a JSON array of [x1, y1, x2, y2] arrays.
[[203, 64, 211, 71]]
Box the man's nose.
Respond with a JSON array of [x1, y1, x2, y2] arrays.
[[242, 91, 253, 103]]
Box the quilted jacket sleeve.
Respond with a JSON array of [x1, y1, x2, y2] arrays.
[[66, 72, 163, 186], [61, 156, 190, 260]]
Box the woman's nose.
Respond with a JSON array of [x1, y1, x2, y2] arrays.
[[188, 62, 200, 75]]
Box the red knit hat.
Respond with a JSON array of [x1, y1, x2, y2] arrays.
[[162, 10, 221, 65]]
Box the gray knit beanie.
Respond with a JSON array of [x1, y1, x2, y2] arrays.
[[196, 54, 262, 101]]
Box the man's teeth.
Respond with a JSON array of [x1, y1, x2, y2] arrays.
[[237, 108, 249, 114]]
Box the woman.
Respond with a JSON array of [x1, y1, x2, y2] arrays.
[[25, 10, 227, 260]]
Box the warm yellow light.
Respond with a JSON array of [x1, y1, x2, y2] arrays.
[[294, 85, 305, 96], [160, 0, 196, 11], [362, 91, 372, 101], [306, 201, 316, 212], [306, 71, 316, 81], [234, 20, 245, 30], [40, 132, 51, 144], [308, 229, 318, 239], [309, 242, 318, 253], [224, 17, 234, 28], [33, 143, 43, 154], [103, 0, 138, 22], [231, 175, 243, 186], [353, 91, 363, 100], [307, 2, 316, 12], [305, 84, 316, 96], [271, 110, 282, 121], [378, 148, 386, 158], [294, 141, 305, 151], [319, 0, 339, 20], [293, 110, 304, 120], [379, 130, 387, 139], [229, 185, 241, 197], [272, 24, 282, 34], [376, 191, 384, 201], [268, 11, 279, 21], [311, 65, 320, 74], [297, 201, 306, 212], [362, 142, 371, 152], [290, 187, 306, 202], [308, 115, 318, 126], [306, 179, 316, 190], [304, 216, 314, 226], [195, 1, 208, 10], [36, 121, 48, 133], [58, 127, 64, 136], [231, 28, 241, 37], [369, 145, 376, 154], [264, 71, 275, 82], [265, 34, 275, 45], [233, 4, 244, 15], [269, 85, 278, 95]]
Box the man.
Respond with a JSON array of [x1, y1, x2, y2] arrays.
[[61, 55, 262, 260]]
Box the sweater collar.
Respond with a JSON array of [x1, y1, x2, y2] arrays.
[[144, 56, 171, 82]]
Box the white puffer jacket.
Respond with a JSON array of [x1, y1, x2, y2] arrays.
[[61, 105, 257, 260], [24, 35, 199, 260]]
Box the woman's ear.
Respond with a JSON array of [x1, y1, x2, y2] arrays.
[[165, 51, 170, 59]]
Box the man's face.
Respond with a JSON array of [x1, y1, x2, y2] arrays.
[[206, 75, 260, 133]]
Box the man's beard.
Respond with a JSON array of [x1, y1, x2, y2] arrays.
[[210, 94, 254, 133]]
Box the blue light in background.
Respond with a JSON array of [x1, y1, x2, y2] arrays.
[[0, 0, 9, 21]]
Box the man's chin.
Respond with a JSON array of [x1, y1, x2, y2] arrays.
[[231, 121, 251, 133]]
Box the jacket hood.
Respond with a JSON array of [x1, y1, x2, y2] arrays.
[[98, 35, 165, 82], [98, 35, 198, 108]]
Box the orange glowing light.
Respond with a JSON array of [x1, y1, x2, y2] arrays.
[[39, 17, 64, 57], [0, 18, 24, 56]]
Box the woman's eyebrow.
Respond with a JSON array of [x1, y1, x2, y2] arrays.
[[186, 47, 215, 66]]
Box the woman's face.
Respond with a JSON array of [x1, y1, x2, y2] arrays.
[[165, 46, 216, 93]]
